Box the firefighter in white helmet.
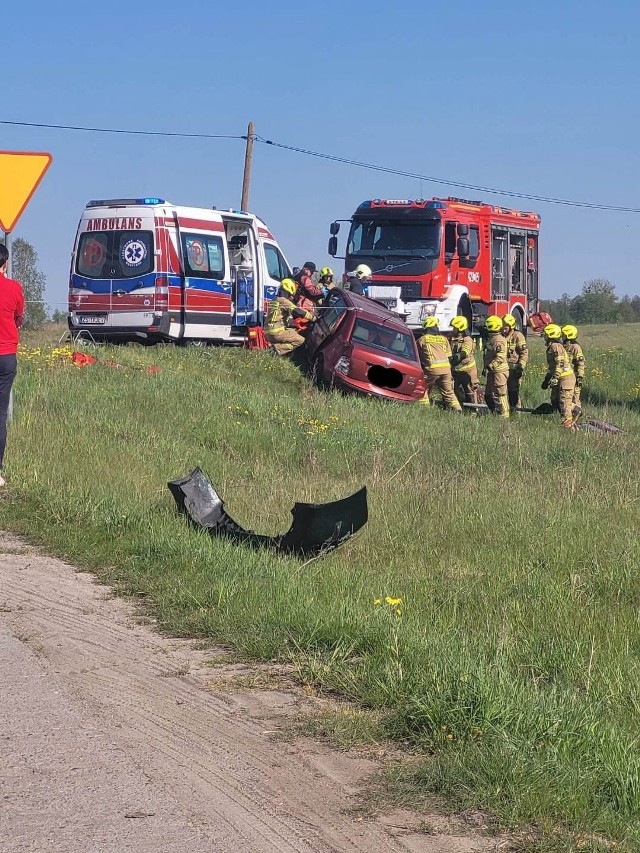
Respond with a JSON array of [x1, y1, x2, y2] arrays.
[[346, 264, 372, 296]]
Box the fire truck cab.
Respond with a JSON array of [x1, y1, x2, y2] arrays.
[[329, 197, 541, 334], [68, 198, 292, 344]]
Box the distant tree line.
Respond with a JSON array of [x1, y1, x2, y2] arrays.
[[542, 279, 640, 325]]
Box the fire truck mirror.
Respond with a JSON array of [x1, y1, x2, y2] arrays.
[[330, 221, 341, 236], [457, 223, 469, 237], [457, 237, 470, 259], [328, 235, 338, 256]]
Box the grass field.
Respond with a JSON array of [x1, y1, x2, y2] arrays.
[[2, 323, 640, 851]]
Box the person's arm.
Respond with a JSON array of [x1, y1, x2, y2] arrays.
[[15, 288, 25, 328]]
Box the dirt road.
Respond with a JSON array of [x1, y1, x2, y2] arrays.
[[0, 533, 497, 852]]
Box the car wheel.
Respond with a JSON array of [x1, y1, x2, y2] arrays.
[[312, 353, 333, 391]]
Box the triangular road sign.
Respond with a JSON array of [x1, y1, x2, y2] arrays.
[[0, 151, 52, 233]]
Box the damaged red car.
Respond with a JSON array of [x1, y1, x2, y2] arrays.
[[306, 289, 426, 402]]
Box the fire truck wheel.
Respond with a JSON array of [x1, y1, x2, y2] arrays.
[[511, 309, 525, 334]]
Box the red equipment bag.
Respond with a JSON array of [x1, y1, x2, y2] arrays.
[[245, 326, 270, 350], [528, 311, 553, 333]]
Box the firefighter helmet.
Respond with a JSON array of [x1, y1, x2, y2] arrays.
[[543, 323, 563, 340], [423, 316, 440, 329], [485, 315, 502, 332], [280, 278, 297, 296], [320, 266, 334, 278], [562, 324, 579, 341], [501, 313, 517, 328], [353, 264, 372, 279], [451, 315, 469, 332]]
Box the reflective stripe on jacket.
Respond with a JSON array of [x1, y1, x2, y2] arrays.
[[451, 334, 476, 373], [483, 333, 509, 374], [546, 341, 575, 379], [265, 297, 307, 334], [505, 329, 528, 368], [565, 341, 585, 378], [417, 333, 452, 373]]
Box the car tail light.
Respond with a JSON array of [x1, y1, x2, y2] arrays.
[[335, 356, 351, 376], [155, 276, 169, 311]]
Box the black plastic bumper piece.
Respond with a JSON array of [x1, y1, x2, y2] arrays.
[[168, 467, 368, 556]]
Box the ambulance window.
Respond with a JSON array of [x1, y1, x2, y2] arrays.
[[182, 234, 225, 280], [264, 243, 291, 281], [77, 233, 109, 277], [116, 231, 154, 277]]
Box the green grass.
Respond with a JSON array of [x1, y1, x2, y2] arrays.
[[3, 324, 640, 851]]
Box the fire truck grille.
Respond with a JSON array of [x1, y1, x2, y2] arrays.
[[372, 280, 423, 300]]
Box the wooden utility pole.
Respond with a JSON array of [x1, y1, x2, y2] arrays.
[[241, 121, 255, 212]]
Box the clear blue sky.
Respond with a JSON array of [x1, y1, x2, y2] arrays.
[[4, 0, 640, 310]]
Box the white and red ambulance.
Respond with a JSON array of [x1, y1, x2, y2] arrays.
[[68, 197, 292, 343]]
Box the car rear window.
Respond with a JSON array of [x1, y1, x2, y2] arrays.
[[350, 319, 416, 361]]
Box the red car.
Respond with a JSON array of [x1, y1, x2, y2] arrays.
[[306, 289, 426, 402]]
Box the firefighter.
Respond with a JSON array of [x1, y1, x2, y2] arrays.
[[417, 317, 462, 411], [562, 324, 586, 408], [264, 278, 314, 355], [319, 266, 335, 293], [346, 264, 372, 296], [482, 315, 510, 418], [294, 261, 324, 305], [449, 315, 479, 405], [541, 323, 577, 429], [501, 313, 528, 412]]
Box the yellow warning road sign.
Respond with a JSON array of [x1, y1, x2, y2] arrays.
[[0, 151, 52, 233]]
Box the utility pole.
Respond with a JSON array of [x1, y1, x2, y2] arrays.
[[241, 121, 255, 212]]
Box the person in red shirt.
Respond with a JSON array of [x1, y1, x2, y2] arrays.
[[293, 261, 323, 307], [0, 244, 25, 486]]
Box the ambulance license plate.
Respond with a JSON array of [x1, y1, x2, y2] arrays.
[[79, 315, 106, 324]]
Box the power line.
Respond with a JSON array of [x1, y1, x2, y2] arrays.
[[3, 118, 639, 213], [0, 120, 242, 140], [255, 136, 640, 214]]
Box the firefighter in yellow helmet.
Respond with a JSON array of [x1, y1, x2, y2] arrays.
[[541, 323, 577, 428], [482, 315, 510, 417], [449, 315, 479, 405], [501, 313, 528, 412], [417, 317, 462, 411], [264, 278, 315, 355], [562, 324, 586, 408]]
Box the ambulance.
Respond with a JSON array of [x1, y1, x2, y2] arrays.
[[68, 198, 292, 343]]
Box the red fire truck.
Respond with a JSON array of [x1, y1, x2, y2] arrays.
[[328, 197, 541, 333]]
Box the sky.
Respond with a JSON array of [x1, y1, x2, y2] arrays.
[[3, 0, 640, 312]]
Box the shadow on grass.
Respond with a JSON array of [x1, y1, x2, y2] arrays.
[[583, 388, 639, 411]]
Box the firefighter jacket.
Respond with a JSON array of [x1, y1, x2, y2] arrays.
[[450, 334, 476, 373], [565, 341, 585, 379], [504, 329, 528, 368], [483, 333, 509, 374], [417, 333, 452, 375], [545, 341, 575, 380], [265, 297, 311, 334]]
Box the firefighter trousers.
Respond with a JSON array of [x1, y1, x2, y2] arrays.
[[485, 371, 509, 418], [572, 385, 582, 408], [551, 377, 577, 426], [265, 328, 305, 355], [507, 368, 523, 412], [422, 371, 462, 411], [453, 369, 479, 406]]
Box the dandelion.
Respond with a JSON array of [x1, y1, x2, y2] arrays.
[[385, 596, 402, 607], [373, 598, 382, 606]]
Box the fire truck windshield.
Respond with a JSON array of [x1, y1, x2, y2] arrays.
[[347, 217, 440, 259]]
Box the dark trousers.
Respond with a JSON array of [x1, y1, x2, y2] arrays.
[[0, 354, 17, 469]]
